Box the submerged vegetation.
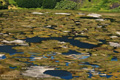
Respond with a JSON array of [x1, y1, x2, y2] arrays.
[[0, 9, 120, 80]]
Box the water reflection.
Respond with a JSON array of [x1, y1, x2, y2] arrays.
[[25, 36, 97, 49], [44, 70, 73, 79], [0, 45, 18, 55]]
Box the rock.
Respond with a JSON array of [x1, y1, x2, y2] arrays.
[[63, 31, 70, 33], [58, 41, 66, 44], [55, 52, 62, 54], [0, 54, 6, 59], [32, 12, 44, 15], [110, 36, 118, 38], [95, 19, 104, 21], [2, 40, 11, 44], [0, 33, 4, 35], [0, 54, 5, 57], [1, 40, 28, 46], [11, 40, 25, 44], [109, 42, 120, 47], [87, 13, 102, 18], [46, 25, 52, 28], [116, 32, 120, 35], [55, 13, 71, 15], [34, 57, 42, 60], [97, 26, 103, 28], [19, 43, 29, 46], [99, 73, 107, 76], [61, 45, 68, 48], [22, 66, 55, 78]]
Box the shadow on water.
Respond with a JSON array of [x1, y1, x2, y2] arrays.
[[80, 17, 98, 19], [44, 70, 73, 79], [104, 18, 116, 22], [114, 51, 119, 53], [25, 36, 97, 49]]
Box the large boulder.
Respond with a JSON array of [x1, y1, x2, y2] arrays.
[[22, 66, 55, 78]]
